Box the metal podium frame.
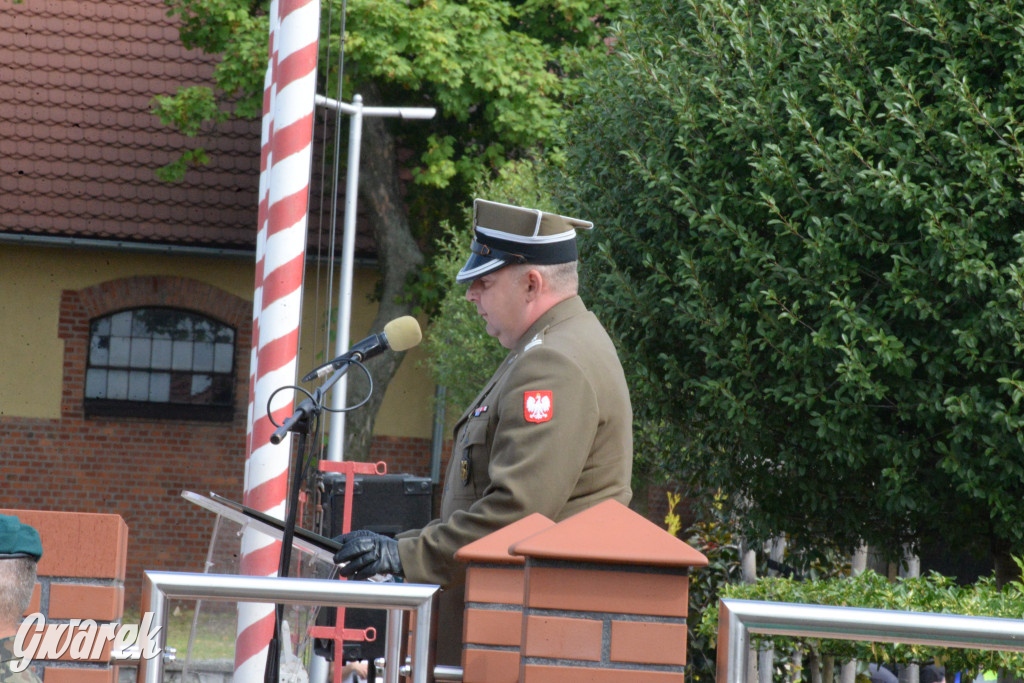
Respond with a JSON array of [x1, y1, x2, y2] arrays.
[[139, 571, 439, 683]]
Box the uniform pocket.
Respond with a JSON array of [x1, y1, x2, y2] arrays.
[[454, 417, 490, 499]]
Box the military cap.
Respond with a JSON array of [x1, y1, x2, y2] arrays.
[[0, 514, 43, 561], [456, 199, 594, 284]]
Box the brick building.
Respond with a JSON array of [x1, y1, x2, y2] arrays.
[[0, 0, 439, 606]]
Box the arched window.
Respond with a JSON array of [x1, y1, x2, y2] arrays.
[[84, 308, 236, 421]]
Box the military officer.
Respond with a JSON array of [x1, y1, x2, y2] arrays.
[[333, 198, 634, 665], [0, 515, 43, 683]]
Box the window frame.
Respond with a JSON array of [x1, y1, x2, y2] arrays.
[[83, 307, 237, 422]]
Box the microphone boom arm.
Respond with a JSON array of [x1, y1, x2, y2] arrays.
[[269, 360, 353, 444]]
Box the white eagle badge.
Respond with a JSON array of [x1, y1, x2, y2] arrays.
[[524, 390, 554, 423]]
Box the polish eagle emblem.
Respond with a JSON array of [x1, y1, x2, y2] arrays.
[[524, 390, 553, 423]]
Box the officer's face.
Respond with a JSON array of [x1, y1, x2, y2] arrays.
[[465, 266, 530, 349]]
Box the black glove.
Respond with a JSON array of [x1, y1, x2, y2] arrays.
[[332, 530, 403, 580]]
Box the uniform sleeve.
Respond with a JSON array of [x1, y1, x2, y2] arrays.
[[398, 345, 598, 586]]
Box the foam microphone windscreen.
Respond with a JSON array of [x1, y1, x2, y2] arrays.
[[383, 316, 422, 352]]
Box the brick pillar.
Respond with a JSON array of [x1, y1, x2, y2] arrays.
[[454, 514, 555, 683], [510, 499, 708, 682], [2, 509, 129, 683]]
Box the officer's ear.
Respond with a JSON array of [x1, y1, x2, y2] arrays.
[[523, 268, 543, 300]]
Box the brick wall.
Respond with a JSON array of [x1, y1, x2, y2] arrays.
[[0, 509, 128, 683], [1, 276, 252, 607], [367, 435, 445, 481], [456, 500, 709, 683]]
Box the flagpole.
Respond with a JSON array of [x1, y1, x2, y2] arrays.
[[237, 0, 319, 679]]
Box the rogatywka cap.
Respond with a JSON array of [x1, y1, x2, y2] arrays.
[[456, 199, 594, 284]]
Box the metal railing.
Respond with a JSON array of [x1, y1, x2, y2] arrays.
[[717, 599, 1024, 683], [140, 571, 441, 683]]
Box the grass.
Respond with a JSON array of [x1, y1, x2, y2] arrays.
[[123, 602, 237, 661]]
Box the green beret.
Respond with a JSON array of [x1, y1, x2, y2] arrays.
[[0, 514, 43, 562]]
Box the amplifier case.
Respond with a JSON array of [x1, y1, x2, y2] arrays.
[[315, 472, 433, 663]]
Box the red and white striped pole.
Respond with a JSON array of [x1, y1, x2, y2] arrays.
[[236, 0, 319, 678]]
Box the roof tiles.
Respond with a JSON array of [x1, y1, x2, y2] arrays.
[[1, 0, 261, 249]]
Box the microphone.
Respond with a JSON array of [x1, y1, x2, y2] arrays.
[[302, 316, 422, 382]]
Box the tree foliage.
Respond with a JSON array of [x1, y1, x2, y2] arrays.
[[560, 0, 1024, 568], [154, 0, 619, 207]]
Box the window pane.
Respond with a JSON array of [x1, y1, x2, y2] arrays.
[[107, 370, 129, 400], [90, 335, 109, 365], [193, 318, 214, 342], [128, 371, 149, 400], [171, 312, 193, 340], [110, 311, 133, 336], [169, 373, 191, 403], [132, 312, 151, 336], [193, 342, 214, 371], [191, 374, 212, 402], [93, 317, 110, 336], [211, 375, 233, 405], [109, 337, 131, 367], [152, 340, 172, 369], [150, 373, 171, 402], [171, 340, 193, 370], [130, 338, 152, 368], [148, 310, 175, 340], [214, 343, 233, 373], [85, 369, 107, 398]]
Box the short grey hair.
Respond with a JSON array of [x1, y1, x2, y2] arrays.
[[0, 557, 37, 624], [512, 261, 579, 297]]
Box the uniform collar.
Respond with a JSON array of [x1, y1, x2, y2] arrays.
[[512, 295, 586, 354]]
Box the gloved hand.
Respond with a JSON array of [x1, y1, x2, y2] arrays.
[[331, 530, 403, 580]]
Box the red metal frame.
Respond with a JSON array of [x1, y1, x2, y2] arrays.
[[307, 460, 388, 683]]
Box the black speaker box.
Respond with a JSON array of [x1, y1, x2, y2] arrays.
[[314, 472, 433, 663]]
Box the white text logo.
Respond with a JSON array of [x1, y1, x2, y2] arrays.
[[11, 612, 164, 673]]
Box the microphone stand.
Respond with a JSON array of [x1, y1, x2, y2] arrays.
[[264, 362, 352, 683]]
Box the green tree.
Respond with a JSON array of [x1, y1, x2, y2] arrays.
[[560, 0, 1024, 580], [154, 0, 624, 458]]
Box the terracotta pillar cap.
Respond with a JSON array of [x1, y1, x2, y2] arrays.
[[455, 513, 555, 565], [511, 499, 709, 568]]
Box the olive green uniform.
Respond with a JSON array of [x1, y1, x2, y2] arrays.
[[0, 637, 42, 683], [397, 295, 633, 664]]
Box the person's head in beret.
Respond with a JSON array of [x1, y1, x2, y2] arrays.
[[0, 515, 43, 562], [0, 515, 42, 638]]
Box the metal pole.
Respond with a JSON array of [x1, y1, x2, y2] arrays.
[[717, 599, 1024, 683], [312, 93, 435, 464], [325, 94, 364, 462], [385, 609, 404, 683]]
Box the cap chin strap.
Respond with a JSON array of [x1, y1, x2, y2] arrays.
[[471, 239, 527, 265]]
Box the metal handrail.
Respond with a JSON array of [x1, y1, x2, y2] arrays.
[[140, 571, 440, 683], [717, 599, 1024, 683]]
